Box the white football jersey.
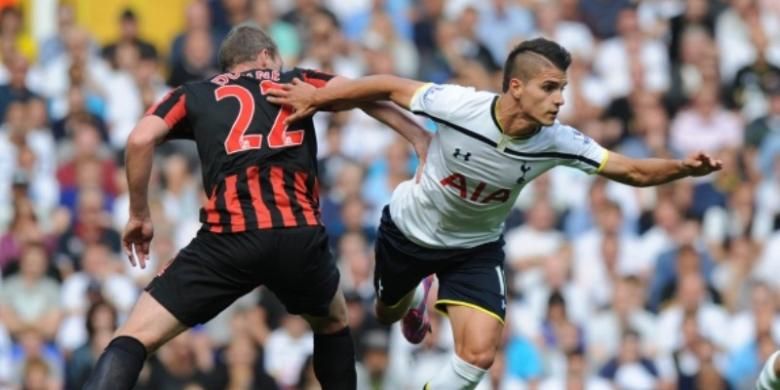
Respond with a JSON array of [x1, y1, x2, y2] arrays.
[[389, 83, 609, 248]]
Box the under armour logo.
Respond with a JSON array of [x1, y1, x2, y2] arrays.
[[516, 162, 532, 184], [453, 148, 471, 161]]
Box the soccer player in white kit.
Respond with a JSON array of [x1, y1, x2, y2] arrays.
[[268, 38, 722, 389]]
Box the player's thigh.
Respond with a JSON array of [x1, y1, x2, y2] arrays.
[[115, 291, 188, 353], [145, 230, 263, 330], [265, 227, 342, 319], [447, 304, 503, 369], [434, 240, 507, 324], [373, 206, 437, 307], [302, 285, 348, 334]]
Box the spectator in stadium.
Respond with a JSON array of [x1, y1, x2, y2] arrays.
[[136, 331, 218, 389], [38, 3, 78, 66], [341, 0, 412, 45], [573, 200, 643, 306], [504, 197, 565, 293], [0, 243, 62, 340], [656, 273, 730, 357], [337, 233, 374, 301], [593, 6, 670, 100], [670, 80, 743, 156], [216, 332, 278, 389], [55, 188, 121, 273], [101, 9, 157, 71], [170, 0, 223, 73], [360, 10, 418, 78], [264, 314, 313, 388], [0, 54, 36, 121], [531, 0, 593, 62], [65, 302, 118, 390], [715, 0, 780, 83], [280, 0, 339, 53], [727, 25, 780, 121], [251, 0, 300, 65], [538, 347, 612, 390], [0, 7, 36, 63], [0, 198, 54, 272], [167, 29, 219, 87], [356, 329, 392, 390], [37, 27, 111, 122], [58, 244, 136, 351], [587, 277, 657, 367], [598, 330, 660, 389]]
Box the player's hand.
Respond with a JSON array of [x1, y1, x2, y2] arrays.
[[123, 215, 154, 269], [265, 78, 318, 123], [413, 132, 431, 183], [683, 152, 723, 176]]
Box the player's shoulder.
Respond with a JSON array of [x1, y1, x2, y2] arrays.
[[282, 67, 333, 82], [546, 121, 596, 149], [414, 83, 494, 117], [420, 83, 489, 102]]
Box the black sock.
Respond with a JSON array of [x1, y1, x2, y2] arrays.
[[313, 326, 357, 390], [83, 336, 147, 390]]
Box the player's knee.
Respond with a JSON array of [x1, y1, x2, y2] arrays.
[[456, 345, 497, 369], [374, 300, 402, 325]]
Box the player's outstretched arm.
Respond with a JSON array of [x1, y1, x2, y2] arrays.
[[598, 150, 723, 187], [266, 75, 426, 123], [123, 115, 171, 268]]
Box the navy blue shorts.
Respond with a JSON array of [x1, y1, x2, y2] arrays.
[[146, 226, 339, 326], [373, 206, 507, 323]]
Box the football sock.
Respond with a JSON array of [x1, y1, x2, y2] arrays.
[[425, 352, 487, 389], [83, 336, 147, 390], [313, 326, 357, 390], [757, 350, 780, 389]]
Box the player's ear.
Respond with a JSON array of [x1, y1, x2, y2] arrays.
[[508, 78, 524, 100]]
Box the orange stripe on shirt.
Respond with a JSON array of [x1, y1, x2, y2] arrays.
[[294, 171, 318, 225], [270, 166, 297, 227], [247, 166, 272, 229], [162, 94, 187, 128], [224, 174, 245, 231], [204, 187, 223, 233]]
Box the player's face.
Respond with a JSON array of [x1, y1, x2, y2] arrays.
[[519, 66, 567, 126]]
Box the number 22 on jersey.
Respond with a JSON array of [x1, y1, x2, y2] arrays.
[[214, 80, 305, 154]]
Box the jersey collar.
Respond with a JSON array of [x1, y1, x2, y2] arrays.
[[491, 95, 541, 141]]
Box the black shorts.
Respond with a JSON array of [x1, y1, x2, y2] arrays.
[[146, 226, 339, 327], [373, 206, 507, 323]]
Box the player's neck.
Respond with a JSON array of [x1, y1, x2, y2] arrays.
[[495, 95, 541, 138]]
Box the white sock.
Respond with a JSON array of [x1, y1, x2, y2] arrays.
[[425, 353, 487, 389], [758, 351, 780, 389], [409, 282, 425, 310]]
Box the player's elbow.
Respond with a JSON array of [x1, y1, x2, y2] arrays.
[[126, 127, 157, 150]]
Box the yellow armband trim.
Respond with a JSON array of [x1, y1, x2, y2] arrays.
[[596, 150, 610, 173]]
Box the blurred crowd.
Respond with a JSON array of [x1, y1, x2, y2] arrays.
[[0, 0, 780, 389]]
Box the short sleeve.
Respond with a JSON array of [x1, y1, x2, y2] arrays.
[[409, 83, 480, 120], [554, 124, 609, 174], [145, 87, 193, 139], [299, 68, 334, 89]]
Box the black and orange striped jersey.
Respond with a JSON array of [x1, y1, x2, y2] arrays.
[[146, 67, 333, 233]]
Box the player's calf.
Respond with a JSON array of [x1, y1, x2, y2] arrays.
[[303, 289, 357, 390], [83, 335, 147, 390]]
